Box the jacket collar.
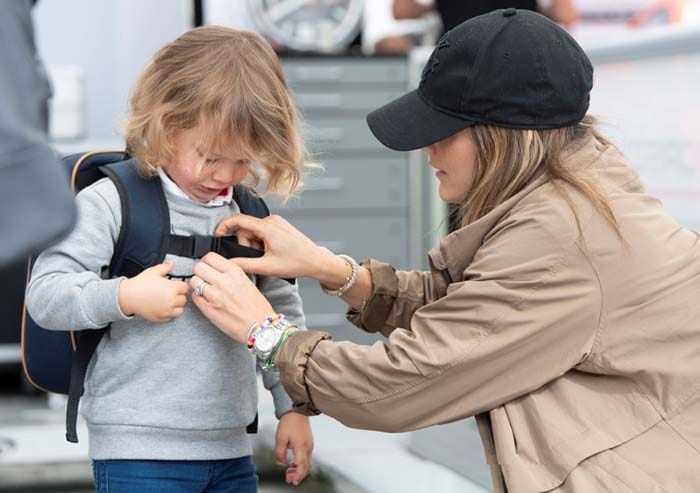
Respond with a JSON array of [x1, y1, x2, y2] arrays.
[[428, 136, 606, 284]]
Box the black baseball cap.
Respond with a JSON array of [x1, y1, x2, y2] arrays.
[[367, 9, 594, 151]]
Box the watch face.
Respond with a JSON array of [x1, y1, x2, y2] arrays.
[[254, 327, 280, 353], [248, 0, 363, 53]]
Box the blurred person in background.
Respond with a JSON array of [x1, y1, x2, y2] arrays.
[[393, 0, 579, 32], [367, 0, 578, 56], [0, 0, 75, 268]]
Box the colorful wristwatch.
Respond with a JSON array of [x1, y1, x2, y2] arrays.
[[247, 314, 297, 368]]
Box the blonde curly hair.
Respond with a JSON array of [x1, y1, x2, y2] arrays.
[[124, 26, 313, 198]]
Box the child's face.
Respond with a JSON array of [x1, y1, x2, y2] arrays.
[[165, 127, 253, 203]]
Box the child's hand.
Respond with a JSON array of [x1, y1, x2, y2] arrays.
[[118, 262, 189, 322], [275, 411, 314, 486]]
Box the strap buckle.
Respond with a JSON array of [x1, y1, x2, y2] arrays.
[[192, 235, 220, 258]]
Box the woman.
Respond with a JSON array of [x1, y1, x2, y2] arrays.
[[189, 10, 700, 493]]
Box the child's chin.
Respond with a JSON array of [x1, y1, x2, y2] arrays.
[[185, 191, 213, 203]]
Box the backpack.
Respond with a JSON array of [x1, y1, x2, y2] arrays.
[[21, 150, 292, 443]]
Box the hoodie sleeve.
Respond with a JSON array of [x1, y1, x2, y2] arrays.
[[25, 178, 132, 331]]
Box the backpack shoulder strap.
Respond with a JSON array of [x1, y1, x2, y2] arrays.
[[232, 184, 270, 219], [100, 160, 169, 277], [66, 158, 170, 443], [65, 330, 104, 443]]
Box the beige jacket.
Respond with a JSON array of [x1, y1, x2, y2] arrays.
[[276, 137, 700, 492]]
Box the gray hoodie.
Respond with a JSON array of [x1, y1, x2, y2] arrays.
[[26, 177, 305, 460]]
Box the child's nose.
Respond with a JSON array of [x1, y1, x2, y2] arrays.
[[212, 165, 236, 185]]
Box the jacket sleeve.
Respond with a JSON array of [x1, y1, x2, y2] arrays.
[[256, 275, 308, 418], [346, 259, 442, 338], [25, 179, 131, 331], [275, 217, 602, 431]]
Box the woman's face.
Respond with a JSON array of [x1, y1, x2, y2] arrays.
[[165, 127, 253, 203], [424, 130, 477, 203]]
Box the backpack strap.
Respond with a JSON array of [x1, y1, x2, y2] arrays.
[[167, 234, 263, 259], [232, 183, 270, 218], [65, 330, 105, 443], [100, 160, 169, 277], [66, 159, 170, 443], [167, 234, 294, 284]]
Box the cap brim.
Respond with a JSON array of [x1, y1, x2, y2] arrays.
[[366, 89, 476, 152]]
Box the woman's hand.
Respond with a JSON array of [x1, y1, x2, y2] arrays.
[[189, 252, 274, 344], [214, 214, 336, 281]]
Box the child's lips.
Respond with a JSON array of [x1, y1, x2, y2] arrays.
[[202, 186, 223, 194]]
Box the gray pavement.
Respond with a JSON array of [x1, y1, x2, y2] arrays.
[[0, 377, 486, 493], [0, 394, 335, 493]]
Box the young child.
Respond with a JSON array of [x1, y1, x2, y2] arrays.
[[26, 27, 314, 492]]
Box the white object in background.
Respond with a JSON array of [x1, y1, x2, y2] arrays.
[[46, 64, 84, 140], [362, 0, 440, 54], [585, 27, 700, 231], [204, 0, 258, 30], [248, 0, 364, 53], [47, 393, 68, 411], [52, 138, 125, 156]]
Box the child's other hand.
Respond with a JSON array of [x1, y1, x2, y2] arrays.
[[275, 411, 313, 486], [118, 262, 189, 322]]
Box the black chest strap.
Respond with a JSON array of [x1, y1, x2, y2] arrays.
[[167, 234, 294, 284]]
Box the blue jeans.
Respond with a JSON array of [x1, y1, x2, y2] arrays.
[[92, 456, 258, 493]]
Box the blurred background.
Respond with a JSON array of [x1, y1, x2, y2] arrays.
[[1, 1, 699, 491]]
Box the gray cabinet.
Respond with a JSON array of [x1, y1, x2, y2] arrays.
[[275, 57, 412, 344]]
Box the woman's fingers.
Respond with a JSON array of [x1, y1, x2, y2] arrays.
[[230, 256, 273, 276], [189, 270, 268, 344], [189, 275, 206, 297], [236, 232, 252, 248], [189, 283, 219, 321], [199, 252, 234, 271], [215, 213, 268, 238], [189, 274, 219, 306], [193, 254, 235, 286], [233, 227, 265, 251], [190, 284, 213, 315]]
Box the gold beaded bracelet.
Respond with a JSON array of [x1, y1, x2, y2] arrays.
[[320, 254, 359, 297]]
